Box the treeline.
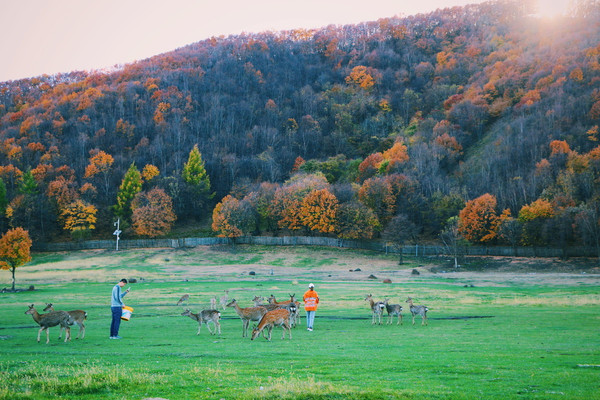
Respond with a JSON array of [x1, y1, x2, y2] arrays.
[[0, 0, 599, 251]]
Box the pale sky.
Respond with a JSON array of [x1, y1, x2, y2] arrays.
[[0, 0, 536, 82]]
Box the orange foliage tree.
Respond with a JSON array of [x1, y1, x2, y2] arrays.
[[211, 195, 256, 238], [458, 193, 507, 243], [84, 150, 114, 202], [299, 189, 339, 234], [0, 227, 32, 291], [345, 65, 377, 89], [358, 176, 396, 225], [518, 198, 555, 245], [60, 200, 97, 240], [131, 188, 177, 237]]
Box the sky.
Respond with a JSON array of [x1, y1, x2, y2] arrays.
[[0, 0, 562, 82]]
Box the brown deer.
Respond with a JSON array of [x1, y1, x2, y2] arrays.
[[406, 297, 428, 326], [43, 303, 87, 339], [25, 304, 74, 344], [176, 294, 190, 306], [250, 308, 292, 341], [268, 294, 301, 327], [226, 299, 267, 337], [383, 298, 403, 325], [181, 309, 221, 335], [365, 294, 386, 325]]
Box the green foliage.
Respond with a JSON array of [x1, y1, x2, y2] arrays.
[[182, 144, 214, 218], [113, 163, 142, 221]]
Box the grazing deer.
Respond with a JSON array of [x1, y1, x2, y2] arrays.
[[268, 294, 301, 327], [181, 309, 221, 335], [365, 294, 386, 325], [176, 294, 190, 306], [383, 298, 403, 325], [226, 299, 267, 337], [251, 308, 292, 341], [406, 297, 428, 326], [43, 303, 87, 339], [25, 304, 74, 344], [219, 290, 230, 310]]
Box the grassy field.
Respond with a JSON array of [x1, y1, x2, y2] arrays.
[[1, 245, 599, 400]]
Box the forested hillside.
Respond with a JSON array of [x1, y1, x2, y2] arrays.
[[0, 0, 599, 250]]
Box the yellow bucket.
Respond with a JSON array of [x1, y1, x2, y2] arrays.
[[121, 306, 134, 321]]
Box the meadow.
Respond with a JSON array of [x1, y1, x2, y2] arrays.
[[0, 245, 599, 400]]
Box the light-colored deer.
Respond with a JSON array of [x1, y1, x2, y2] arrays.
[[252, 295, 265, 306], [25, 304, 74, 344], [251, 308, 292, 341], [209, 296, 217, 310], [383, 298, 403, 325], [181, 309, 221, 335], [365, 294, 386, 325], [176, 294, 190, 306], [406, 297, 428, 326], [43, 303, 87, 339], [226, 299, 267, 337], [219, 290, 229, 310]]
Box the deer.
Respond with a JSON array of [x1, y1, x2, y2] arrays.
[[365, 294, 386, 325], [219, 290, 230, 310], [268, 294, 301, 327], [176, 294, 190, 306], [209, 296, 217, 310], [43, 303, 87, 339], [382, 298, 403, 325], [25, 304, 74, 344], [406, 297, 428, 326], [181, 309, 221, 335], [226, 299, 267, 337], [252, 295, 265, 306], [250, 308, 292, 341]]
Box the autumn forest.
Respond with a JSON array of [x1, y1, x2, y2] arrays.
[[1, 0, 600, 254]]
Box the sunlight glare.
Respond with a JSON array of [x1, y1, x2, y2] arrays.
[[535, 0, 571, 18]]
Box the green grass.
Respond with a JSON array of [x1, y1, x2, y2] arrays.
[[1, 246, 599, 399]]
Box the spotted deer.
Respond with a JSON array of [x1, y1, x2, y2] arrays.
[[43, 303, 87, 339], [250, 308, 292, 341], [406, 297, 428, 326], [25, 304, 74, 344], [226, 299, 267, 337], [383, 298, 403, 325], [365, 294, 386, 325], [181, 309, 221, 335]]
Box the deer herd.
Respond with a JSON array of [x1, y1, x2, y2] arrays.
[[23, 289, 428, 344]]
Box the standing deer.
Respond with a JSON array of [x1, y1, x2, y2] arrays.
[[268, 294, 301, 327], [383, 298, 403, 325], [25, 304, 74, 344], [365, 294, 386, 325], [176, 294, 190, 306], [251, 308, 292, 341], [181, 309, 221, 335], [226, 299, 267, 337], [209, 296, 217, 310], [43, 303, 87, 339], [252, 295, 265, 306], [406, 297, 428, 326], [219, 290, 230, 310]]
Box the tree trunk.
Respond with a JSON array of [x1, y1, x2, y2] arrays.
[[11, 266, 15, 291]]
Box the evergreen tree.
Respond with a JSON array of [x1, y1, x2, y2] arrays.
[[182, 144, 214, 219], [114, 163, 142, 222]]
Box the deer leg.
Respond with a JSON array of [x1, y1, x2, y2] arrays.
[[215, 321, 221, 335], [45, 328, 50, 344], [242, 320, 249, 337], [80, 323, 85, 339], [64, 326, 71, 342], [196, 322, 202, 335]]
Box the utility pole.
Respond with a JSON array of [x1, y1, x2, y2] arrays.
[[113, 218, 121, 251]]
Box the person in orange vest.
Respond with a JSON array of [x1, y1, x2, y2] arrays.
[[303, 283, 319, 331]]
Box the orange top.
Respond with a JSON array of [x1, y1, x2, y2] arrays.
[[303, 289, 319, 311]]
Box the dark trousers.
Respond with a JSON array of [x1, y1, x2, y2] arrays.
[[110, 306, 122, 337]]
